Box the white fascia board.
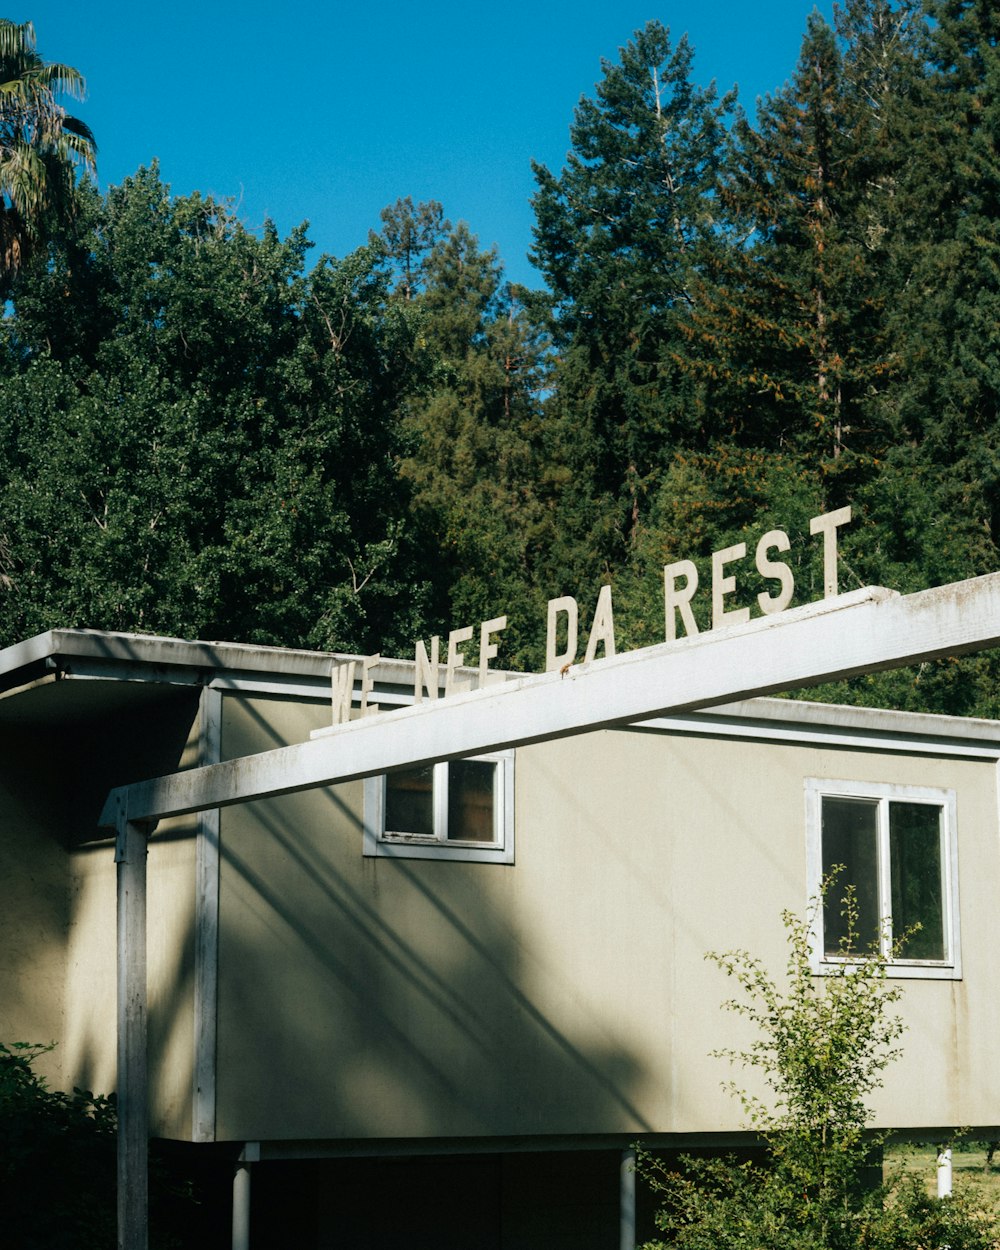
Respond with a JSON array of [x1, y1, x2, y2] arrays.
[[99, 575, 1000, 828], [0, 630, 62, 676], [624, 715, 1000, 760], [0, 628, 419, 693], [691, 695, 1000, 745]]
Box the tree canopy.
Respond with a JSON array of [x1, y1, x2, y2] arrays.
[[2, 7, 1000, 714]]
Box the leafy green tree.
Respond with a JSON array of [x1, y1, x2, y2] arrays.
[[637, 891, 1000, 1249], [0, 167, 432, 654], [0, 19, 95, 290], [0, 1041, 220, 1248]]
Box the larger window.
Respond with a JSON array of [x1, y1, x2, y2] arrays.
[[805, 779, 960, 978], [363, 752, 514, 863]]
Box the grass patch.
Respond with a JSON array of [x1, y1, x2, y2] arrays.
[[885, 1141, 1000, 1205]]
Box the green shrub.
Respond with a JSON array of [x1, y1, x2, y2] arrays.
[[637, 890, 1000, 1249], [0, 1042, 117, 1249]]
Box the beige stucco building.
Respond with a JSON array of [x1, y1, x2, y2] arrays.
[[2, 628, 999, 1246]]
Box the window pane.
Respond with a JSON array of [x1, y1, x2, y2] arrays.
[[889, 802, 945, 960], [822, 797, 879, 956], [447, 760, 496, 843], [385, 765, 434, 836]]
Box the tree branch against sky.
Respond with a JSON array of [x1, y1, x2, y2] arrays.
[[24, 1, 832, 289]]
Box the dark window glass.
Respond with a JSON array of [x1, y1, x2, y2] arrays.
[[889, 802, 945, 960], [822, 797, 879, 956], [447, 760, 496, 842], [385, 765, 434, 836]]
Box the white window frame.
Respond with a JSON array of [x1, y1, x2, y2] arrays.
[[363, 751, 514, 863], [805, 778, 961, 979]]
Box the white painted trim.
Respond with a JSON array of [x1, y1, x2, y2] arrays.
[[193, 687, 222, 1142], [628, 716, 1000, 760], [805, 778, 961, 979]]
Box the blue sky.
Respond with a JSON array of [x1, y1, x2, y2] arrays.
[[23, 2, 832, 288]]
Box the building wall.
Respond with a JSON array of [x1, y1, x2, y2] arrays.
[[0, 726, 72, 1090], [64, 825, 198, 1137], [214, 693, 1000, 1144], [59, 688, 204, 1136]]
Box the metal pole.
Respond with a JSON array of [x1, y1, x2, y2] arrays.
[[937, 1145, 953, 1198], [620, 1147, 636, 1250], [232, 1163, 251, 1250], [116, 814, 149, 1250], [232, 1142, 259, 1250]]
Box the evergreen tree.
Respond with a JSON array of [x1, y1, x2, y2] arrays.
[[531, 21, 735, 562], [685, 9, 914, 474], [369, 195, 449, 302], [386, 215, 553, 668]]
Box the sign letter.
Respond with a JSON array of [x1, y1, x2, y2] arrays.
[[445, 626, 474, 696], [546, 596, 578, 671], [664, 560, 699, 641], [712, 544, 750, 630], [360, 653, 381, 717], [584, 585, 616, 663], [810, 506, 852, 598], [755, 530, 794, 616], [414, 636, 440, 703], [330, 660, 357, 725], [479, 616, 507, 687]]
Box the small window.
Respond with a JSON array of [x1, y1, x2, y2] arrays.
[[364, 753, 514, 862], [805, 780, 960, 978]]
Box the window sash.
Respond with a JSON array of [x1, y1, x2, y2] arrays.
[[806, 779, 959, 978], [364, 752, 514, 863]]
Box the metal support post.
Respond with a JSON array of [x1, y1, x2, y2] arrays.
[[232, 1142, 259, 1250], [937, 1145, 953, 1198], [620, 1146, 636, 1250]]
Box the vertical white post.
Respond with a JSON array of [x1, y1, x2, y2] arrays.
[[116, 813, 150, 1250], [620, 1147, 636, 1250], [937, 1145, 953, 1197], [232, 1143, 259, 1250], [194, 686, 222, 1143]]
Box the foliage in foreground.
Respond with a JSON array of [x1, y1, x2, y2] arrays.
[[0, 1042, 204, 1249], [0, 1042, 117, 1248], [637, 893, 1000, 1249]]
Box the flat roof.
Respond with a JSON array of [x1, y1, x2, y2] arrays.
[[1, 627, 998, 747]]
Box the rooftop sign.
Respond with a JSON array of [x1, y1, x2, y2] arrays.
[[334, 506, 853, 720]]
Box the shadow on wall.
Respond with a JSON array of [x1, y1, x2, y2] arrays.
[[213, 693, 654, 1144], [0, 684, 202, 1102], [216, 785, 653, 1141]]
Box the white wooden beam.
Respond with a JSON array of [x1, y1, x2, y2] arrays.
[[99, 575, 1000, 828]]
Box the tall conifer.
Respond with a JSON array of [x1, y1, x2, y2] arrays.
[[530, 21, 734, 563]]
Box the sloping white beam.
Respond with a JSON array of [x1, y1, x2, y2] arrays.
[[100, 574, 1000, 828]]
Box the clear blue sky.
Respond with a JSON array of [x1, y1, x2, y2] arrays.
[[22, 2, 832, 288]]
